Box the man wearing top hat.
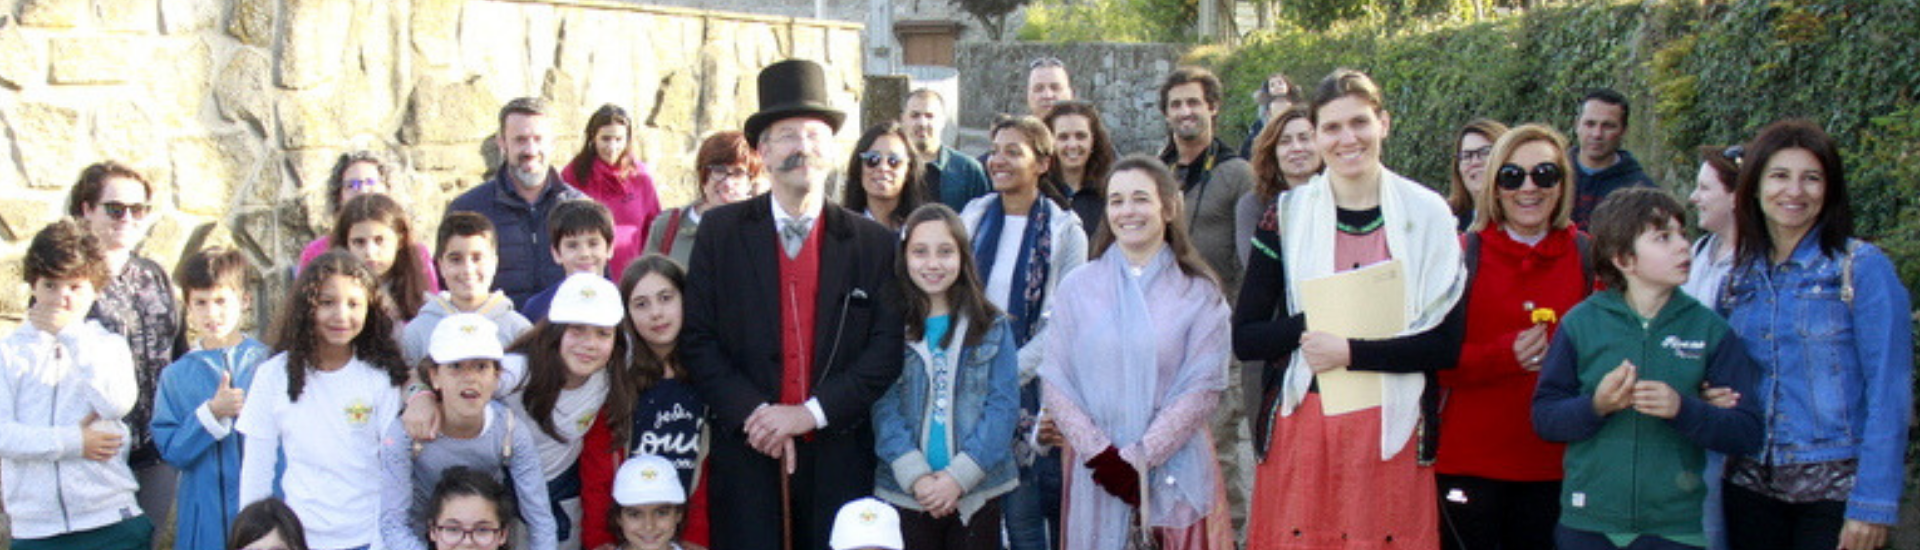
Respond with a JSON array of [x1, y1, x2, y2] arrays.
[[679, 58, 905, 550]]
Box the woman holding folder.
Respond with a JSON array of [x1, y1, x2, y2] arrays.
[[1231, 68, 1467, 550]]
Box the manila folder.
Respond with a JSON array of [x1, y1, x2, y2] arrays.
[[1299, 260, 1405, 416]]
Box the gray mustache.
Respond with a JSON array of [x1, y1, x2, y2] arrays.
[[777, 154, 830, 172]]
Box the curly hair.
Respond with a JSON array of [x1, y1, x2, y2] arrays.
[[330, 194, 429, 321], [509, 319, 633, 443], [24, 218, 109, 288], [268, 250, 408, 401], [324, 151, 391, 214]]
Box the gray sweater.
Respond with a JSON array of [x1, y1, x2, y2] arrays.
[[379, 402, 556, 550]]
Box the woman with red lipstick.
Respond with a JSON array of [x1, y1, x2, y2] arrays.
[[379, 313, 557, 550], [1436, 124, 1590, 550], [580, 256, 712, 549]]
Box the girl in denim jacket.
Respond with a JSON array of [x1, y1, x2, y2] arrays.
[[1720, 119, 1914, 550], [872, 204, 1022, 549]]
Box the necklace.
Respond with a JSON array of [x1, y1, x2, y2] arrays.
[[1336, 216, 1384, 235]]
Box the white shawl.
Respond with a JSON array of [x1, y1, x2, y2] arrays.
[[1274, 168, 1465, 459]]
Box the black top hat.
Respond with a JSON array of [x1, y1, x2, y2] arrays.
[[743, 59, 846, 145]]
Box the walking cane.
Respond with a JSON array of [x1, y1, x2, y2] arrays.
[[780, 439, 796, 550]]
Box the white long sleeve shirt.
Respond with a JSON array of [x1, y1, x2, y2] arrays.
[[0, 321, 142, 539]]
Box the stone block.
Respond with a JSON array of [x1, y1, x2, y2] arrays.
[[140, 210, 199, 270], [399, 75, 496, 146], [279, 0, 351, 90], [407, 144, 488, 178], [3, 101, 91, 189], [96, 0, 157, 32], [90, 99, 165, 168], [648, 70, 697, 134], [169, 134, 251, 216], [410, 0, 461, 69], [214, 47, 273, 135], [0, 17, 42, 90], [146, 37, 213, 127], [238, 151, 283, 208], [0, 246, 25, 321], [161, 0, 223, 34], [0, 197, 59, 242], [275, 90, 345, 149], [50, 35, 142, 85], [20, 0, 88, 28], [539, 68, 579, 133], [228, 0, 274, 48]]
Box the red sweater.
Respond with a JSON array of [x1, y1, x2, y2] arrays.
[[1434, 226, 1590, 480]]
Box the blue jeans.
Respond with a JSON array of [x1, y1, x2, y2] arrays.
[[1005, 384, 1060, 550]]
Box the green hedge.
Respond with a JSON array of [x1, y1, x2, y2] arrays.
[[1212, 0, 1919, 296]]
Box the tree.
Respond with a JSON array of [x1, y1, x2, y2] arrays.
[[950, 0, 1030, 40]]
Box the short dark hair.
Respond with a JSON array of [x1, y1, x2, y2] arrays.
[[176, 245, 255, 296], [65, 161, 154, 217], [498, 96, 550, 133], [437, 211, 498, 254], [229, 498, 310, 550], [694, 130, 763, 186], [547, 199, 615, 247], [24, 218, 109, 288], [1158, 67, 1224, 114], [426, 467, 516, 537], [1587, 187, 1687, 291], [325, 151, 391, 214], [1580, 88, 1631, 128]]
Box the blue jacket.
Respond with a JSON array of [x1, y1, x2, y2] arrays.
[[1569, 148, 1655, 227], [872, 315, 1021, 523], [445, 168, 586, 308], [1721, 229, 1914, 525], [150, 337, 276, 550]]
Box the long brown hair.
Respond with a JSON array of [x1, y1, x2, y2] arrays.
[[1091, 155, 1221, 291], [509, 319, 633, 443], [1732, 118, 1851, 264], [1043, 100, 1117, 194], [330, 194, 429, 321], [268, 250, 408, 401], [569, 104, 637, 184], [1250, 106, 1315, 202], [1446, 119, 1510, 218], [617, 254, 687, 438], [897, 204, 1002, 348]]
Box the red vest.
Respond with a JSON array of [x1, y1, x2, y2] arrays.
[[777, 220, 824, 405]]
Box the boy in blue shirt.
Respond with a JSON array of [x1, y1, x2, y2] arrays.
[[151, 246, 275, 550], [520, 199, 614, 321]]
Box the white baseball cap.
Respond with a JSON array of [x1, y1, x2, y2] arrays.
[[546, 273, 623, 327], [612, 454, 685, 506], [428, 313, 504, 364], [829, 497, 902, 550]]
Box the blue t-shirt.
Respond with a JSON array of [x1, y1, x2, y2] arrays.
[[925, 315, 952, 470]]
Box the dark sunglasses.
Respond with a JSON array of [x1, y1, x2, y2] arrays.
[[99, 201, 151, 220], [859, 151, 905, 169], [1495, 162, 1564, 190]]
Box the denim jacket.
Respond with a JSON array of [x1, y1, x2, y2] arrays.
[[872, 315, 1022, 524], [1720, 228, 1914, 525]]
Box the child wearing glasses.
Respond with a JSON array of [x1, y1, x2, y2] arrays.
[[1531, 188, 1762, 550], [841, 122, 929, 232], [381, 313, 556, 550], [425, 467, 520, 550]]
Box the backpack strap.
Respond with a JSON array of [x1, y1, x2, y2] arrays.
[[659, 208, 684, 256], [1574, 231, 1596, 291]]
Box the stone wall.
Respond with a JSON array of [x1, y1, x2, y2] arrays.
[[0, 0, 864, 329], [956, 42, 1190, 157]]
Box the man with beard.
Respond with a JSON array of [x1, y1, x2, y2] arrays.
[[680, 59, 904, 550], [446, 97, 586, 308], [1156, 66, 1255, 536], [901, 88, 990, 211]]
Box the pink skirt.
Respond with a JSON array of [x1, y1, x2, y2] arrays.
[[1059, 442, 1236, 550], [1246, 394, 1438, 549]]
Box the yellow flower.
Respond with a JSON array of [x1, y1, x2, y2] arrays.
[[1531, 307, 1558, 325]]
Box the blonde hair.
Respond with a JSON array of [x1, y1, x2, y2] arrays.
[[1469, 123, 1577, 233]]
